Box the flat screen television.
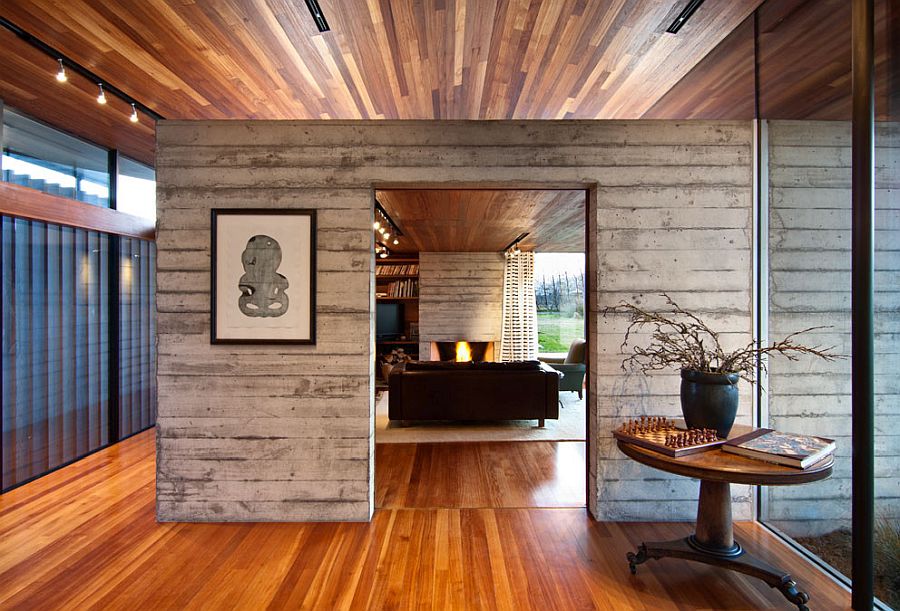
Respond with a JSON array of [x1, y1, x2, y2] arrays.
[[376, 303, 404, 340]]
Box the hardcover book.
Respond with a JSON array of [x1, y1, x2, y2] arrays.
[[722, 429, 835, 469]]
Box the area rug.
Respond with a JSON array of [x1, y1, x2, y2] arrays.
[[375, 391, 586, 443]]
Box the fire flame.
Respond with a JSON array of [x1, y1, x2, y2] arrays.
[[455, 341, 473, 362]]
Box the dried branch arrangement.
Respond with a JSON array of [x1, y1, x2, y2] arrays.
[[604, 294, 841, 383]]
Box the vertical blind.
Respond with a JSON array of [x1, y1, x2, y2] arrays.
[[1, 217, 156, 491], [119, 237, 157, 438]]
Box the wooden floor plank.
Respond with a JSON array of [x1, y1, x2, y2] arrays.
[[375, 441, 587, 509], [0, 430, 851, 610]]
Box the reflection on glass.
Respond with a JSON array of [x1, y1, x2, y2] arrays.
[[764, 119, 856, 588], [117, 156, 156, 220], [872, 22, 898, 604], [118, 237, 157, 438], [0, 218, 110, 490], [1, 109, 110, 207], [535, 253, 585, 354]]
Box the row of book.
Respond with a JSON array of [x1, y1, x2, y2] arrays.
[[380, 279, 419, 298], [376, 264, 419, 276]]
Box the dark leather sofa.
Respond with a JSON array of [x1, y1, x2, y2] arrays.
[[388, 360, 561, 426]]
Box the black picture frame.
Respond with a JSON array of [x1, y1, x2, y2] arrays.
[[210, 208, 316, 344]]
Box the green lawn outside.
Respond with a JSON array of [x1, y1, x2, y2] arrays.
[[538, 311, 584, 353]]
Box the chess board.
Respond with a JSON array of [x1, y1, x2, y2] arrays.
[[612, 416, 726, 457]]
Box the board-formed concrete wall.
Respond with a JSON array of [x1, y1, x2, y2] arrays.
[[155, 120, 754, 521], [765, 120, 900, 535], [418, 252, 504, 358]]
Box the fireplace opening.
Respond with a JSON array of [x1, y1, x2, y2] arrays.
[[432, 341, 494, 362]]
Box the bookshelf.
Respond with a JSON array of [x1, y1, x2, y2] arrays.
[[375, 256, 419, 383]]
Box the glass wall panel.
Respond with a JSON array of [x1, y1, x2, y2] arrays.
[[534, 253, 585, 354], [119, 237, 157, 438], [1, 109, 109, 207], [764, 118, 854, 574], [761, 2, 898, 607], [117, 156, 156, 220], [873, 5, 898, 607], [1, 217, 110, 490], [873, 122, 900, 611]]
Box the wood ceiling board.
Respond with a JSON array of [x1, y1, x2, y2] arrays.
[[0, 28, 156, 165], [376, 189, 585, 253], [644, 0, 899, 121], [642, 15, 756, 120], [755, 0, 896, 120], [1, 0, 763, 123]]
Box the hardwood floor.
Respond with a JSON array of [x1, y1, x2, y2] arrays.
[[0, 430, 850, 609], [376, 442, 586, 509]]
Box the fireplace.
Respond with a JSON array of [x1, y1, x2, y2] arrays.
[[430, 341, 496, 362]]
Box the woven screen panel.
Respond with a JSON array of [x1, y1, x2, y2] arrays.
[[500, 251, 537, 362]]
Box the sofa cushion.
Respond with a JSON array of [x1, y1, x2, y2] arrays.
[[469, 360, 542, 371], [565, 339, 586, 364], [405, 360, 473, 371]]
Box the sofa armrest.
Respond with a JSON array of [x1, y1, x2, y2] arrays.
[[545, 366, 560, 419], [388, 368, 404, 420], [549, 363, 586, 374]]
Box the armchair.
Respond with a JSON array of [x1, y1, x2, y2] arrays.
[[541, 338, 586, 399]]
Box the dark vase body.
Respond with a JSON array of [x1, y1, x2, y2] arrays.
[[680, 369, 740, 438]]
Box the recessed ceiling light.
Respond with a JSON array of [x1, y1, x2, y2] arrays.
[[303, 0, 330, 32], [666, 0, 705, 34]]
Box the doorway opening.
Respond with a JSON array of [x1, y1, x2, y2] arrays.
[[371, 187, 591, 511]]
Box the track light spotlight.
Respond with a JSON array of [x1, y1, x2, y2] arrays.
[[383, 233, 390, 240], [393, 239, 399, 245], [129, 103, 139, 123], [55, 59, 67, 82], [373, 221, 381, 230], [379, 252, 388, 259], [96, 83, 107, 104]]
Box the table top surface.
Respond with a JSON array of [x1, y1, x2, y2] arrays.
[[616, 424, 834, 486]]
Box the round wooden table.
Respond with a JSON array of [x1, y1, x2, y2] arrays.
[[617, 424, 833, 611]]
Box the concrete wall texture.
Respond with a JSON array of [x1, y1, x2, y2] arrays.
[[764, 120, 900, 536], [155, 120, 754, 522], [418, 252, 505, 359]]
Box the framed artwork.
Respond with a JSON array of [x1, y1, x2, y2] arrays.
[[210, 208, 316, 344]]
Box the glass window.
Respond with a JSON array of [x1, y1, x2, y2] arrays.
[[873, 19, 898, 609], [118, 237, 157, 438], [534, 253, 585, 355], [1, 217, 110, 490], [759, 4, 899, 608], [1, 109, 109, 207], [117, 156, 156, 220]]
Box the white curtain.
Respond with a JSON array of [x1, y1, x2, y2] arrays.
[[500, 251, 538, 362]]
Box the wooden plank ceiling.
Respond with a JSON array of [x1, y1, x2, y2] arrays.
[[0, 27, 157, 165], [0, 0, 763, 164], [645, 0, 899, 121], [376, 189, 585, 253]]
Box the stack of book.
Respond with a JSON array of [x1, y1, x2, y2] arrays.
[[722, 429, 835, 469]]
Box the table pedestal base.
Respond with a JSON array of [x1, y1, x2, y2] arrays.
[[627, 536, 810, 610], [626, 480, 810, 610]]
